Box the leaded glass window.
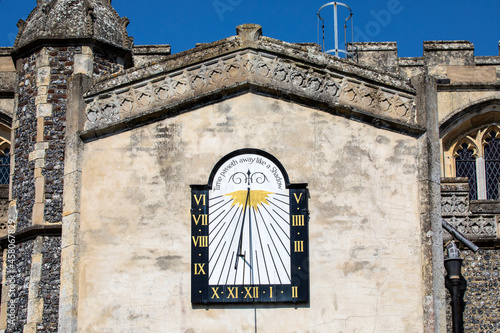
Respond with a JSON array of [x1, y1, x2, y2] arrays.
[[484, 131, 500, 199], [455, 143, 477, 200], [0, 149, 9, 185]]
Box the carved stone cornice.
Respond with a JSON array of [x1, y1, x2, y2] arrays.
[[83, 48, 420, 136], [88, 35, 416, 95]]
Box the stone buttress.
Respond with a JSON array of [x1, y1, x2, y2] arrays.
[[2, 0, 132, 332]]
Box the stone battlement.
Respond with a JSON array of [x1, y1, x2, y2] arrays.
[[352, 40, 500, 81]]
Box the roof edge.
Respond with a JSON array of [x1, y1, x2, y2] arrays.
[[88, 34, 415, 97]]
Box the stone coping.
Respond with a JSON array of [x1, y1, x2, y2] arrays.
[[81, 48, 423, 141], [133, 44, 171, 55], [470, 200, 500, 214], [423, 40, 474, 51], [398, 57, 425, 66], [87, 34, 416, 97], [80, 28, 425, 140], [350, 42, 398, 51], [0, 47, 13, 56], [475, 56, 500, 65], [437, 82, 500, 91]]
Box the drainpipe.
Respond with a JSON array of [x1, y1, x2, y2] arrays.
[[444, 241, 467, 333]]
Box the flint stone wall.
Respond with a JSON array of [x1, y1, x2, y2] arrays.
[[38, 236, 61, 333], [13, 51, 38, 230], [458, 249, 500, 333], [6, 240, 34, 333]]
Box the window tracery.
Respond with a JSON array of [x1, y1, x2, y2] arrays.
[[450, 124, 500, 200], [455, 142, 478, 199], [0, 122, 11, 185], [484, 129, 500, 199], [0, 148, 9, 185]]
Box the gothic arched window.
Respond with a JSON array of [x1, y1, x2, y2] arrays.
[[484, 131, 500, 199], [455, 143, 478, 200], [448, 125, 500, 200]]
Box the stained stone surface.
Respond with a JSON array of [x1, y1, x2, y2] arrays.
[[78, 93, 425, 332]]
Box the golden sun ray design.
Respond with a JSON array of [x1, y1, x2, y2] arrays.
[[224, 190, 274, 211]]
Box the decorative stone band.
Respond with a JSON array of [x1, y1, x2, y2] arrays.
[[441, 193, 469, 215], [83, 50, 418, 133], [443, 216, 497, 240], [441, 179, 500, 242]]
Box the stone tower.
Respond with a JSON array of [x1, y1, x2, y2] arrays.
[[7, 0, 132, 331]]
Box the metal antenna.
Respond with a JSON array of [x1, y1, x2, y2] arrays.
[[317, 2, 353, 58]]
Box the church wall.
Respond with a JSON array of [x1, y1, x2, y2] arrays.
[[5, 39, 130, 332], [460, 249, 500, 332], [421, 42, 500, 128], [436, 76, 500, 332], [418, 41, 500, 332], [437, 89, 500, 130], [8, 240, 34, 332], [4, 45, 76, 332], [42, 46, 77, 224], [440, 179, 500, 332], [39, 236, 61, 333], [13, 50, 39, 230], [78, 93, 425, 332], [443, 248, 500, 333], [11, 45, 80, 229], [4, 2, 497, 330], [93, 49, 125, 76], [341, 41, 500, 137], [12, 44, 128, 229]]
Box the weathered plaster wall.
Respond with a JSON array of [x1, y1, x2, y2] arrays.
[[78, 93, 425, 332]]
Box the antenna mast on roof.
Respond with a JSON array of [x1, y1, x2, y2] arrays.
[[317, 2, 353, 58]]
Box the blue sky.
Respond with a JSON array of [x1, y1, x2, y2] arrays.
[[0, 0, 498, 57]]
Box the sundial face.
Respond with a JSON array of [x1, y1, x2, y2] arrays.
[[191, 149, 309, 304], [208, 153, 291, 287]]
